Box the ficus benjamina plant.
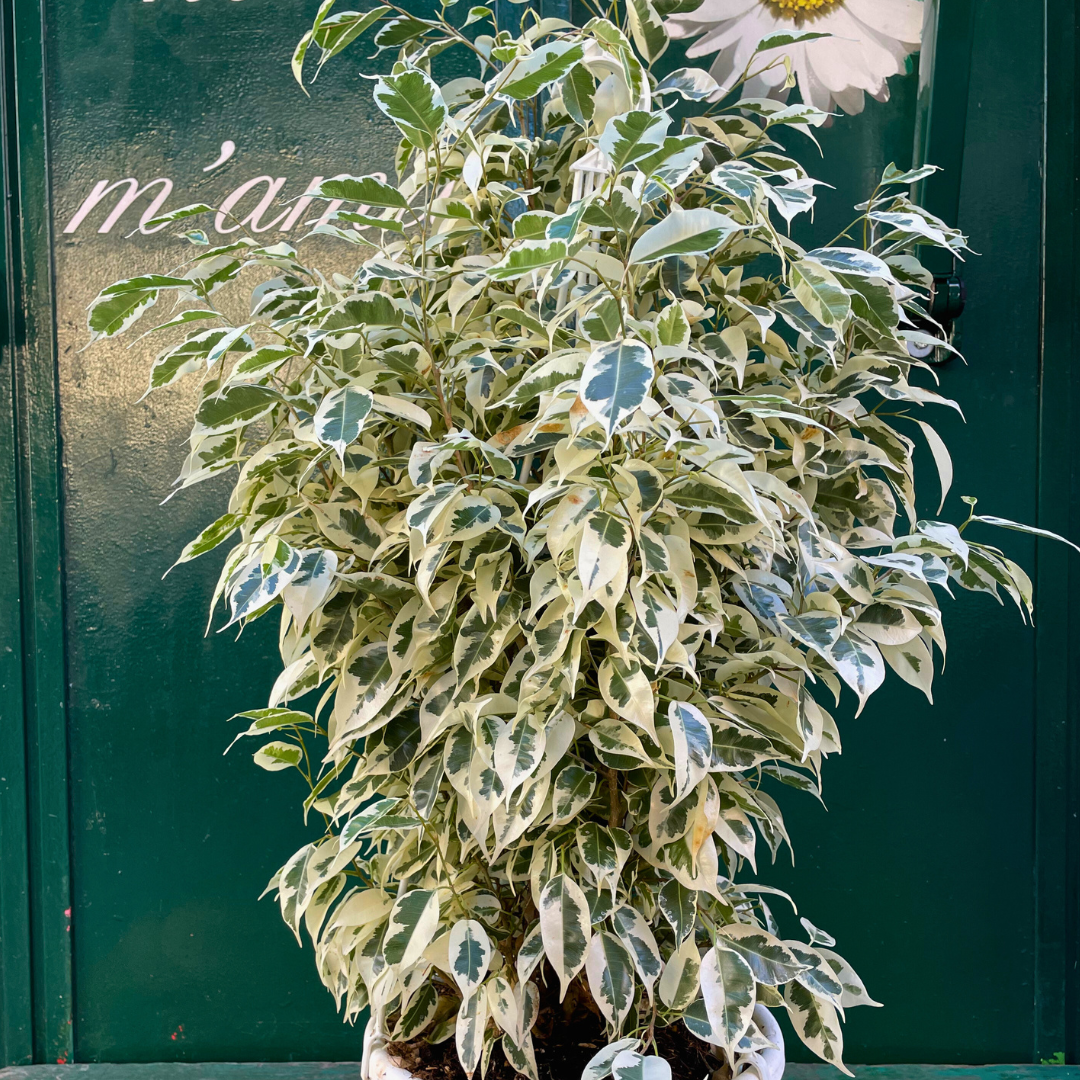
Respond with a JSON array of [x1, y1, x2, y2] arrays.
[[88, 1, 1077, 1078]]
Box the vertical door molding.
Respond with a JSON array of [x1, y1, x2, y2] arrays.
[[1037, 0, 1078, 1061], [0, 0, 31, 1064], [3, 0, 73, 1065]]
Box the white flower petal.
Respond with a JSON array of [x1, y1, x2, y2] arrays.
[[663, 0, 921, 114], [845, 0, 923, 44]]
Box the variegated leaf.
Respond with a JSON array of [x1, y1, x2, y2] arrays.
[[717, 923, 806, 985], [313, 385, 373, 465], [657, 933, 700, 1009], [454, 592, 523, 687], [599, 655, 657, 740], [553, 765, 597, 824], [785, 981, 852, 1075], [448, 919, 492, 999], [455, 983, 489, 1078], [668, 701, 712, 802], [581, 1039, 641, 1080], [700, 943, 756, 1053], [580, 339, 654, 442], [384, 889, 440, 969], [611, 904, 662, 999], [585, 931, 635, 1029], [539, 874, 592, 1000], [610, 1050, 672, 1080]]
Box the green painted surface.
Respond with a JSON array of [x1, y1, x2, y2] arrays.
[[42, 0, 465, 1065], [0, 0, 1071, 1068]]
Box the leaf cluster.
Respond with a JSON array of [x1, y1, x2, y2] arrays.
[[89, 3, 1058, 1078]]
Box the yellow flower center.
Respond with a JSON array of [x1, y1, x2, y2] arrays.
[[764, 0, 840, 19]]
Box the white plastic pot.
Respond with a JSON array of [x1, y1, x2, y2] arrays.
[[737, 1004, 787, 1080], [362, 1004, 785, 1080]]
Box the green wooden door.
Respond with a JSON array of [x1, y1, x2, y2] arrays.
[[0, 0, 1076, 1068]]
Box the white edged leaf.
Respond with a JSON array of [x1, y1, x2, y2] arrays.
[[384, 888, 440, 968], [539, 873, 592, 1000], [668, 700, 712, 801], [700, 943, 756, 1053], [785, 981, 852, 1076], [580, 339, 654, 442], [629, 208, 739, 264], [585, 931, 635, 1029], [313, 385, 374, 465], [448, 919, 492, 999]]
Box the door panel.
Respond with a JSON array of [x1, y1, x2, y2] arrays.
[[1, 0, 1062, 1065], [46, 0, 429, 1061]]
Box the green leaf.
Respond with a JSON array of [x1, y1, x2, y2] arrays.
[[313, 173, 408, 208], [585, 931, 635, 1029], [497, 41, 585, 99], [448, 919, 492, 998], [313, 385, 375, 464], [562, 64, 595, 126], [629, 208, 739, 263], [754, 29, 831, 51], [700, 944, 755, 1054], [539, 873, 592, 1000], [373, 68, 447, 150], [580, 339, 654, 441]]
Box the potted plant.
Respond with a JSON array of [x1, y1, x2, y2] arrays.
[[87, 3, 1071, 1078]]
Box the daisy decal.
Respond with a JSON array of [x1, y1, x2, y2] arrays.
[[666, 0, 924, 115]]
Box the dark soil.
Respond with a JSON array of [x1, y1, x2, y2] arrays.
[[388, 977, 720, 1080]]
